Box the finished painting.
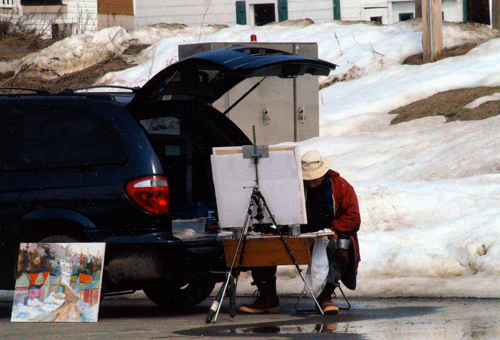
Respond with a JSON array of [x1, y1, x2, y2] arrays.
[[11, 243, 106, 322]]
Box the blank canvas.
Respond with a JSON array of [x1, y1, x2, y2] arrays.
[[211, 144, 306, 229]]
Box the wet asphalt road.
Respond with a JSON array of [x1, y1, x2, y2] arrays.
[[1, 292, 500, 339]]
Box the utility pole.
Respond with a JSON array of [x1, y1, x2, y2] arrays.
[[422, 0, 443, 61], [415, 0, 422, 18], [493, 0, 500, 30]]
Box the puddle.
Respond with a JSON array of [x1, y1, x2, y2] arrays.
[[178, 318, 366, 339], [177, 306, 436, 338], [177, 300, 500, 339], [228, 322, 340, 334]]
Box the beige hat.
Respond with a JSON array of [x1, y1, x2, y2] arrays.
[[301, 150, 332, 180]]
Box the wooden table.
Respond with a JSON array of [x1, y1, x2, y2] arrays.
[[222, 236, 312, 268]]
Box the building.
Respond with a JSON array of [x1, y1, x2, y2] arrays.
[[0, 0, 494, 38], [0, 0, 97, 37]]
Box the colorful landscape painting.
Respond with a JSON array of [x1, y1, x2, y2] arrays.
[[11, 243, 105, 322]]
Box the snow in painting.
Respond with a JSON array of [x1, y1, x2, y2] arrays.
[[11, 243, 105, 322]]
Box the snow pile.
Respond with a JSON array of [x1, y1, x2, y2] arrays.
[[2, 19, 500, 299]]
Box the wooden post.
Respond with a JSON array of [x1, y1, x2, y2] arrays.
[[493, 0, 500, 30], [422, 0, 443, 61], [415, 0, 422, 18]]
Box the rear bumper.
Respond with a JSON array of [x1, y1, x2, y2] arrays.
[[103, 232, 226, 286]]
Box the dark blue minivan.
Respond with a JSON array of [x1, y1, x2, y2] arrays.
[[0, 46, 335, 308]]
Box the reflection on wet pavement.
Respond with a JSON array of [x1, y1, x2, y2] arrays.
[[179, 299, 500, 339], [235, 322, 338, 334]]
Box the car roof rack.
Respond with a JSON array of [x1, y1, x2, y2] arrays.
[[61, 85, 140, 94], [0, 87, 50, 94]]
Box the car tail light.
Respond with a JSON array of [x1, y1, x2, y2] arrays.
[[125, 176, 170, 215]]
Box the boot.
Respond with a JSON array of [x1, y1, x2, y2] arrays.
[[316, 282, 339, 315], [239, 279, 280, 314]]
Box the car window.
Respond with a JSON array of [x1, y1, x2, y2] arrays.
[[140, 117, 180, 136], [0, 105, 128, 173]]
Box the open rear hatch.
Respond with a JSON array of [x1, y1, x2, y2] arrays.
[[129, 45, 336, 107], [127, 45, 336, 235]]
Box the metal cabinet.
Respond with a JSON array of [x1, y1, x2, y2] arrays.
[[178, 42, 321, 145]]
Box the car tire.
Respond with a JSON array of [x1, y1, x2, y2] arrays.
[[39, 235, 79, 243], [144, 279, 216, 309]]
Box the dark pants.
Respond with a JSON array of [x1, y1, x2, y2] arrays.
[[251, 237, 350, 297]]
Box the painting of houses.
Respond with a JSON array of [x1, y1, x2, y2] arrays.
[[11, 242, 105, 323]]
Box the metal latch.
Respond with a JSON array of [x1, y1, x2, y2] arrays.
[[262, 108, 270, 125], [298, 107, 306, 124]]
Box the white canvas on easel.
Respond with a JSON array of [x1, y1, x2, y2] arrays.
[[211, 144, 307, 229]]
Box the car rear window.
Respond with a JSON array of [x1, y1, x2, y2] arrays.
[[0, 105, 128, 173]]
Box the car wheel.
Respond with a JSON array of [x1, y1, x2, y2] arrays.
[[39, 235, 79, 242], [144, 279, 216, 309]]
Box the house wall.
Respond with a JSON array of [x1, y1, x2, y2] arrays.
[[8, 0, 466, 36], [133, 0, 236, 28], [97, 0, 134, 30], [442, 0, 464, 22], [17, 0, 98, 37], [341, 0, 463, 24], [98, 13, 134, 30], [63, 0, 98, 33], [390, 1, 414, 23], [287, 0, 334, 22]]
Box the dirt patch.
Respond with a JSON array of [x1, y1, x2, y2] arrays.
[[402, 43, 480, 65], [2, 57, 132, 92], [0, 40, 149, 92], [1, 33, 499, 124], [0, 36, 57, 61], [390, 86, 500, 124], [391, 37, 500, 124]]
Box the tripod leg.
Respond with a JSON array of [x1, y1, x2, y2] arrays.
[[229, 275, 237, 318], [255, 190, 325, 315], [206, 197, 255, 323], [206, 277, 229, 324], [295, 267, 324, 315]]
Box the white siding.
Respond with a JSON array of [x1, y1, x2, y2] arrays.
[[340, 0, 365, 21], [288, 0, 334, 22], [0, 0, 15, 9], [63, 0, 98, 34], [18, 0, 97, 37], [342, 0, 463, 24], [15, 0, 466, 36], [130, 0, 464, 28], [443, 0, 464, 22], [134, 0, 236, 28], [390, 1, 414, 23]]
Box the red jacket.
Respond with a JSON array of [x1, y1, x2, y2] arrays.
[[326, 170, 361, 268]]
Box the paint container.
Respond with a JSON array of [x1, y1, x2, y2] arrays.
[[336, 238, 350, 250], [289, 224, 301, 237], [232, 228, 243, 240]]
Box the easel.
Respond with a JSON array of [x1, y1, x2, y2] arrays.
[[205, 128, 324, 324]]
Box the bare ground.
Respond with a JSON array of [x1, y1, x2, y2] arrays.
[[1, 34, 500, 124], [0, 37, 149, 92]]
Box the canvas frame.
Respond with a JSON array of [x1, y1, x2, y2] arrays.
[[211, 144, 307, 229]]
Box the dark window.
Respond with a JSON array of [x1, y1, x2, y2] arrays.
[[399, 12, 414, 21], [0, 105, 128, 173], [370, 16, 382, 24], [466, 0, 490, 24], [254, 4, 275, 26], [21, 0, 62, 5]]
